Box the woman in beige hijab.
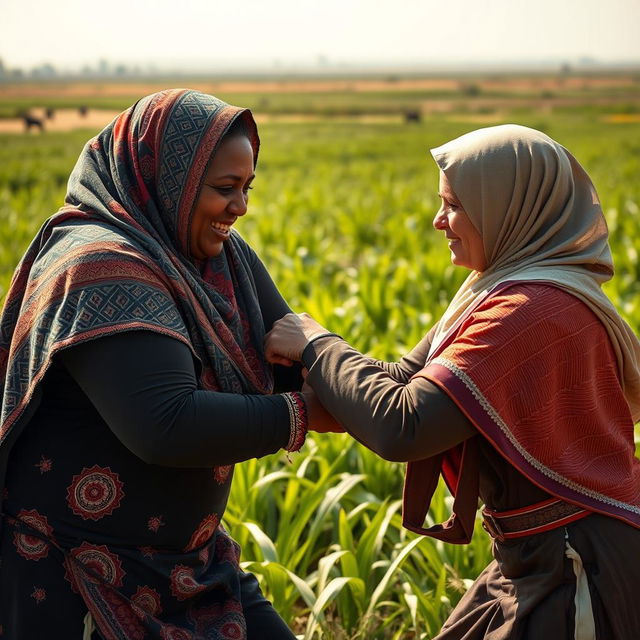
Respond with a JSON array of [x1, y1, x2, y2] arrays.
[[265, 125, 640, 639]]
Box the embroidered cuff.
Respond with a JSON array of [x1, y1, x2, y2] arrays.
[[282, 391, 308, 452]]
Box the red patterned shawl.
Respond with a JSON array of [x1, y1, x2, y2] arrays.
[[403, 281, 640, 543]]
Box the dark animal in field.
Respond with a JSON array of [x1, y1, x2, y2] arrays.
[[78, 105, 88, 117], [23, 115, 44, 132], [45, 107, 55, 119], [404, 110, 422, 123]]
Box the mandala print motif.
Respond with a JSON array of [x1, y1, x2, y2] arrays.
[[34, 454, 52, 474], [66, 465, 124, 521], [213, 465, 233, 485], [184, 514, 219, 552], [220, 622, 245, 640], [239, 311, 263, 377], [31, 587, 47, 604], [13, 509, 53, 561], [198, 546, 210, 566], [169, 565, 207, 602], [131, 585, 163, 618], [160, 624, 194, 640], [189, 600, 245, 639], [65, 542, 125, 593], [100, 587, 148, 640], [148, 515, 165, 533], [214, 529, 241, 568]]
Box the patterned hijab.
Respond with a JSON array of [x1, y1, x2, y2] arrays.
[[429, 124, 640, 422], [0, 89, 273, 445]]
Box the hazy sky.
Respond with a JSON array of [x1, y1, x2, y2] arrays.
[[1, 0, 639, 71]]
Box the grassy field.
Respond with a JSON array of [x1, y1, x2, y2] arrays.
[[1, 78, 640, 638]]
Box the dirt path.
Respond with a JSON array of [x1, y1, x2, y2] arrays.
[[1, 101, 638, 134], [2, 75, 638, 99], [0, 108, 409, 133]]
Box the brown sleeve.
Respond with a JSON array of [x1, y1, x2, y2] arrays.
[[304, 336, 476, 462], [370, 326, 437, 382]]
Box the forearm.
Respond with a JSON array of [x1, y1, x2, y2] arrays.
[[370, 327, 436, 383], [303, 337, 474, 461], [126, 387, 294, 467]]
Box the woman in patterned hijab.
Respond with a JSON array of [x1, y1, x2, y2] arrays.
[[0, 89, 310, 638]]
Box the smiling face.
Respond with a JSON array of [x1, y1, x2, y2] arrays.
[[189, 134, 255, 260], [433, 171, 487, 272]]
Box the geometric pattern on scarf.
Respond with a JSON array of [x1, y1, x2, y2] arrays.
[[0, 88, 273, 445]]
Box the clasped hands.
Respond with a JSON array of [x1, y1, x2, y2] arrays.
[[265, 313, 344, 434]]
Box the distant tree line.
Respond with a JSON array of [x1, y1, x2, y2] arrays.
[[0, 58, 149, 82]]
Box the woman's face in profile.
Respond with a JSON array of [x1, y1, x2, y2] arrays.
[[190, 135, 255, 260], [433, 171, 487, 272]]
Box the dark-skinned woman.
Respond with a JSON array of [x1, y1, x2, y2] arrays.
[[0, 89, 321, 639]]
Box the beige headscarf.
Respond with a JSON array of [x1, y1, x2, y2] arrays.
[[429, 124, 640, 423]]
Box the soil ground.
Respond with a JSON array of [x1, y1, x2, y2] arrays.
[[1, 73, 638, 133], [1, 74, 638, 98]]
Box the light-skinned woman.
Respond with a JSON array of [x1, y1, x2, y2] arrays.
[[266, 124, 640, 639]]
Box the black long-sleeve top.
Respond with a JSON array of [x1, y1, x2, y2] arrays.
[[49, 245, 303, 469], [59, 331, 294, 468], [2, 248, 306, 555]]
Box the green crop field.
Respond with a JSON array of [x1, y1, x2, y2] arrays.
[[1, 82, 639, 638]]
